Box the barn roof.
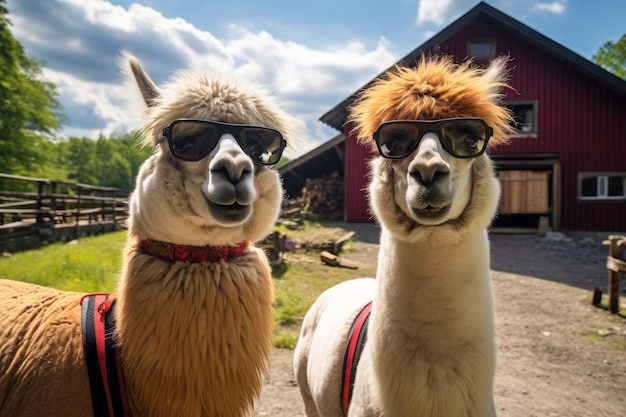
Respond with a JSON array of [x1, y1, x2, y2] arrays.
[[320, 1, 626, 132]]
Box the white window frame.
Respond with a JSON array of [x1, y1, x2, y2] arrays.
[[578, 172, 626, 201]]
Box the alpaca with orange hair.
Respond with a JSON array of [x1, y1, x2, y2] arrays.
[[294, 55, 513, 417]]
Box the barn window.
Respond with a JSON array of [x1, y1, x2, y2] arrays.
[[468, 40, 495, 61], [507, 101, 538, 135], [579, 173, 626, 200]]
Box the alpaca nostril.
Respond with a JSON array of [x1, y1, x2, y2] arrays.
[[210, 157, 253, 183], [410, 170, 425, 185], [410, 167, 449, 186], [236, 170, 253, 186], [430, 170, 449, 184], [211, 167, 252, 185]]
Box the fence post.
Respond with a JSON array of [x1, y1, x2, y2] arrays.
[[36, 180, 44, 223], [607, 235, 625, 314], [75, 185, 82, 239]]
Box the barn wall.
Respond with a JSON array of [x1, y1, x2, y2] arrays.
[[337, 14, 626, 231], [430, 22, 626, 232], [344, 123, 376, 222]]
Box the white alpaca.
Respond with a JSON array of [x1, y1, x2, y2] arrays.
[[294, 56, 513, 417], [0, 53, 302, 417]]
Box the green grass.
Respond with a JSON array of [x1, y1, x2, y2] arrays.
[[271, 250, 373, 348], [1, 223, 374, 349], [0, 231, 127, 292]]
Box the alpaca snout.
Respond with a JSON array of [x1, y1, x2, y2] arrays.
[[204, 135, 257, 211], [205, 170, 256, 205], [406, 168, 455, 222], [408, 134, 450, 186], [204, 158, 257, 222], [209, 136, 254, 184]]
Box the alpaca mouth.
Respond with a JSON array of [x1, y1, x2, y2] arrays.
[[413, 204, 450, 219], [206, 201, 252, 223]]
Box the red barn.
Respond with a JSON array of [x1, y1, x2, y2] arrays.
[[280, 2, 626, 232]]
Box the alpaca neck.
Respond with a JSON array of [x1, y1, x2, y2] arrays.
[[373, 227, 493, 340], [116, 238, 274, 417], [365, 226, 496, 416]]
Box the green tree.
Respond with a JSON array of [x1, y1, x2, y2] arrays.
[[106, 132, 152, 189], [593, 34, 626, 80], [54, 132, 150, 189], [0, 0, 65, 176]]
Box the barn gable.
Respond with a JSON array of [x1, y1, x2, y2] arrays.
[[281, 1, 626, 232]]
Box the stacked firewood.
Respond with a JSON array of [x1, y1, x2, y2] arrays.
[[302, 171, 344, 221], [280, 197, 306, 221]]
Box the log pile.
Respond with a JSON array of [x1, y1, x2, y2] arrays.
[[280, 197, 306, 222], [280, 171, 345, 222], [302, 171, 344, 221]]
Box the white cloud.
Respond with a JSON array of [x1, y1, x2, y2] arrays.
[[226, 29, 394, 97], [9, 0, 397, 151], [531, 1, 567, 15], [223, 29, 395, 151], [417, 0, 454, 25], [416, 0, 475, 26], [42, 67, 141, 135]]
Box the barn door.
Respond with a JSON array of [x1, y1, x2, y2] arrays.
[[498, 170, 550, 214]]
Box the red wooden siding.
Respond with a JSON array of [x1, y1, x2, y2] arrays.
[[344, 124, 376, 222], [428, 22, 626, 231]]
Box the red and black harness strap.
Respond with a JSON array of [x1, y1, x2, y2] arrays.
[[340, 301, 372, 417], [81, 293, 131, 417]]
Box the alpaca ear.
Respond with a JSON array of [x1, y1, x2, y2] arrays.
[[122, 52, 160, 107], [483, 56, 510, 95]]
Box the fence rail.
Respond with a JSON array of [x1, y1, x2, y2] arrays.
[[0, 173, 130, 252]]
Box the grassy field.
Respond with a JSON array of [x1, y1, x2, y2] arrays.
[[0, 232, 125, 293], [0, 223, 373, 348]]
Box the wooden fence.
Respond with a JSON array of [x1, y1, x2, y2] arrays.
[[0, 173, 129, 253]]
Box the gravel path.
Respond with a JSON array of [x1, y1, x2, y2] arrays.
[[256, 227, 626, 417]]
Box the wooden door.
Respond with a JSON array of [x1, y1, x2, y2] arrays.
[[498, 170, 549, 214]]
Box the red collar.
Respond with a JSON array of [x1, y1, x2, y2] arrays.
[[139, 239, 249, 263]]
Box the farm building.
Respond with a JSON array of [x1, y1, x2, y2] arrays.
[[279, 1, 626, 232]]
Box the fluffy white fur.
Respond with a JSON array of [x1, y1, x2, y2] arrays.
[[294, 56, 513, 417], [0, 53, 302, 417]]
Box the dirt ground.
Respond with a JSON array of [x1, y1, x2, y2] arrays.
[[255, 224, 626, 417]]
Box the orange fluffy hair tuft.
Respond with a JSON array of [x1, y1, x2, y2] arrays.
[[348, 55, 515, 152]]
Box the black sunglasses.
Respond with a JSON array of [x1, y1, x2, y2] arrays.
[[373, 118, 493, 159], [157, 119, 287, 165]]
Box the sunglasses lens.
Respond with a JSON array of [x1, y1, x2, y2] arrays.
[[169, 121, 217, 161], [441, 120, 487, 157], [241, 128, 285, 165], [375, 123, 420, 158]]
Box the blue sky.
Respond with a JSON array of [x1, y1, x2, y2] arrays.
[[7, 0, 626, 153]]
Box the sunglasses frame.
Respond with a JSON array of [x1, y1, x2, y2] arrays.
[[373, 117, 494, 160], [157, 118, 287, 165]]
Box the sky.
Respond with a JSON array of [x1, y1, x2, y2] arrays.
[[6, 0, 626, 154]]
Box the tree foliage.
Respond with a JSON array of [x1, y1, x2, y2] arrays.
[[593, 34, 626, 80], [0, 1, 151, 190], [53, 132, 152, 190], [0, 0, 65, 176]]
